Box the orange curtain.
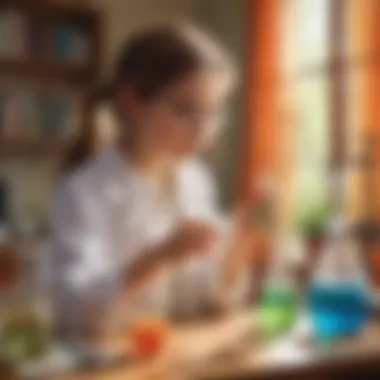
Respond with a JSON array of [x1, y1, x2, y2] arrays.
[[348, 0, 380, 285], [241, 0, 280, 200], [241, 0, 294, 231], [347, 0, 380, 219]]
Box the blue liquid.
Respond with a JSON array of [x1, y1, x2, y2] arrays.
[[308, 283, 370, 341]]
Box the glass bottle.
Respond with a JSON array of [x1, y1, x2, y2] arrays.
[[258, 237, 299, 340], [307, 217, 370, 341], [0, 221, 52, 365]]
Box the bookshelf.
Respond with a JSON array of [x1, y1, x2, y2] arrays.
[[0, 1, 101, 157], [0, 136, 65, 156]]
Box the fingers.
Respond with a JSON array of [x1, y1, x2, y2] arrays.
[[175, 220, 219, 257], [183, 223, 217, 252]]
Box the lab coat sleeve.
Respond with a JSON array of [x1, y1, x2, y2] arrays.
[[198, 216, 252, 310], [50, 175, 118, 336], [190, 164, 252, 310]]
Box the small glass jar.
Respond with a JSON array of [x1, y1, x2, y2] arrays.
[[0, 223, 52, 365], [258, 238, 299, 340]]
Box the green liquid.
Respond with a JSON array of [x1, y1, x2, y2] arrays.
[[258, 286, 298, 340], [0, 310, 51, 363]]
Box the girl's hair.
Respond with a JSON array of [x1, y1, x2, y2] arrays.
[[61, 23, 234, 174]]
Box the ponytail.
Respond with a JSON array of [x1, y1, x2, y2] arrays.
[[60, 86, 113, 175]]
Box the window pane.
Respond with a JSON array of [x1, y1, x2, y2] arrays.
[[291, 0, 330, 70], [293, 75, 330, 216]]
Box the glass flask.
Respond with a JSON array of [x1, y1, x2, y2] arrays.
[[307, 217, 370, 341], [0, 223, 52, 365], [258, 238, 299, 340]]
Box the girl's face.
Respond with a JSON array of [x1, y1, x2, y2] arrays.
[[119, 71, 231, 159]]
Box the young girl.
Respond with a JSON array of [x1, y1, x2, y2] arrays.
[[51, 24, 255, 340]]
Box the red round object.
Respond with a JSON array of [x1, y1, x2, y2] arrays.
[[130, 318, 168, 358]]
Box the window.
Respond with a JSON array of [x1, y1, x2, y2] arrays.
[[282, 0, 376, 221], [285, 0, 331, 219], [244, 0, 378, 223], [244, 0, 380, 283]]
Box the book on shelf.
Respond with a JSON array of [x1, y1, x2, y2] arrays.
[[0, 90, 73, 139], [53, 23, 91, 64], [20, 92, 41, 137], [29, 21, 47, 59], [40, 92, 72, 134], [0, 13, 92, 65], [0, 94, 23, 138], [0, 10, 27, 60]]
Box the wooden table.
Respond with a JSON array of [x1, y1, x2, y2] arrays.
[[10, 311, 380, 380], [52, 312, 254, 380]]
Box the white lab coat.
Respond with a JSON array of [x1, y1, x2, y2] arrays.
[[51, 146, 249, 336]]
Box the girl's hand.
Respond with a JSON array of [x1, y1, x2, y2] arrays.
[[233, 203, 256, 253], [165, 220, 218, 262], [222, 203, 258, 287], [118, 220, 218, 301]]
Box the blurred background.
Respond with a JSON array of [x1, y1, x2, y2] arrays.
[[1, 0, 379, 242], [0, 0, 245, 229], [2, 0, 380, 378], [2, 0, 380, 282]]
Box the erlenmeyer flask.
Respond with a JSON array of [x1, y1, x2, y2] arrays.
[[307, 217, 370, 341], [258, 238, 298, 340]]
